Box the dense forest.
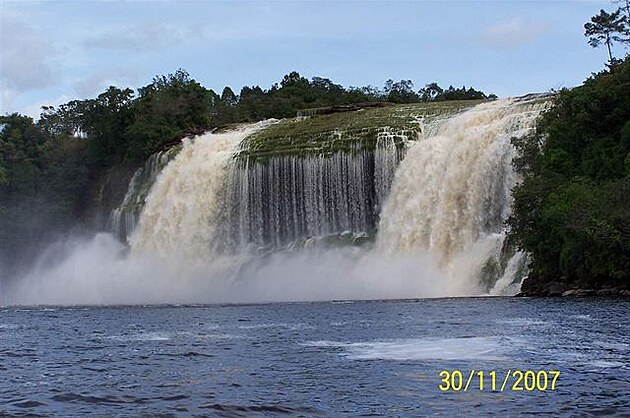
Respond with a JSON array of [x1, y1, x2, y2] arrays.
[[510, 56, 630, 294], [0, 73, 494, 274]]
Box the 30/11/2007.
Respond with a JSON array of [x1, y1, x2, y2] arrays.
[[438, 370, 561, 392]]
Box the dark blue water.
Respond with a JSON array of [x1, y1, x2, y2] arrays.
[[1, 297, 628, 416]]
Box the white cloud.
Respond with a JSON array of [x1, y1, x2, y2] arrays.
[[478, 18, 550, 50], [84, 23, 188, 51], [0, 87, 16, 114], [20, 94, 74, 121], [73, 69, 140, 97], [0, 17, 57, 91], [82, 13, 365, 53]]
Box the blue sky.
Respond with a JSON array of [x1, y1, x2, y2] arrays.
[[0, 0, 621, 119]]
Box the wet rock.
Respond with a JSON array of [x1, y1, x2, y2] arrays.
[[596, 288, 620, 296], [548, 282, 569, 296], [561, 289, 597, 297]]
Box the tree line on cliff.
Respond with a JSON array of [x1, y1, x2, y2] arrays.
[[27, 71, 494, 164]]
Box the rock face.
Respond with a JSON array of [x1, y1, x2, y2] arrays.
[[83, 163, 138, 231]]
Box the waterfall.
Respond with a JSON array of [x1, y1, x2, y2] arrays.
[[4, 97, 560, 306], [225, 135, 406, 250], [109, 149, 177, 243], [129, 123, 269, 262], [93, 96, 550, 301], [375, 96, 550, 295]]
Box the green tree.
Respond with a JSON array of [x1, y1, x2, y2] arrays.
[[221, 86, 238, 106], [237, 86, 268, 121], [39, 100, 88, 138], [0, 114, 89, 273], [384, 79, 418, 103], [584, 9, 626, 61], [614, 0, 630, 27], [419, 82, 443, 102], [126, 69, 213, 160], [83, 87, 135, 165]]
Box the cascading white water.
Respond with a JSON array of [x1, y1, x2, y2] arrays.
[[226, 135, 406, 250], [109, 149, 176, 243], [375, 96, 550, 295], [129, 122, 269, 263]]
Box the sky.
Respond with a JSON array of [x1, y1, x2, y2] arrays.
[[0, 0, 622, 119]]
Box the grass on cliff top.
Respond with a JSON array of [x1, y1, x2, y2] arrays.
[[235, 100, 483, 162], [256, 100, 481, 139]]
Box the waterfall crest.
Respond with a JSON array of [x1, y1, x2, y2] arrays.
[[375, 96, 550, 294]]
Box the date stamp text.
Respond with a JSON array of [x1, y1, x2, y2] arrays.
[[438, 370, 560, 392]]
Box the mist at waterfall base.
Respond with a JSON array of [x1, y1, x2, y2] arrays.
[[2, 233, 448, 305], [1, 98, 547, 306]]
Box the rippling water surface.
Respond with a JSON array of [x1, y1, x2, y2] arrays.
[[1, 297, 628, 416]]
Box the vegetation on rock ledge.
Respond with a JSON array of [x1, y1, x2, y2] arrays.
[[236, 101, 480, 163]]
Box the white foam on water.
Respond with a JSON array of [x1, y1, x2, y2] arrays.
[[330, 320, 373, 327], [570, 314, 593, 321], [107, 332, 171, 342], [496, 318, 547, 327], [202, 333, 249, 340], [237, 323, 314, 331], [592, 340, 629, 351], [588, 361, 626, 369], [304, 336, 509, 361]]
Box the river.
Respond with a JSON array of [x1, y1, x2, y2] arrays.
[[1, 297, 628, 416]]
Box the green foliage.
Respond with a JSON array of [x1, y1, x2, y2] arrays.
[[419, 83, 496, 102], [509, 57, 630, 284], [0, 114, 90, 271], [126, 69, 213, 160], [32, 69, 496, 165], [39, 86, 134, 165], [384, 79, 418, 103], [84, 87, 135, 165], [584, 8, 628, 61]]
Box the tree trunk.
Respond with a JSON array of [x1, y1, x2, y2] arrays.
[[606, 34, 613, 61]]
